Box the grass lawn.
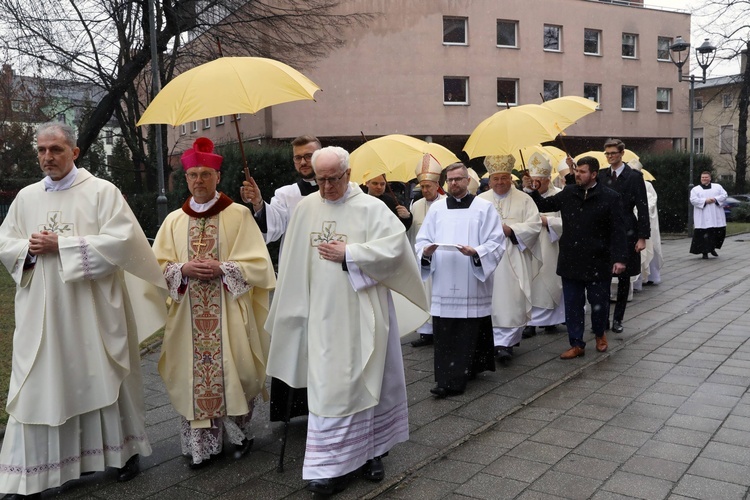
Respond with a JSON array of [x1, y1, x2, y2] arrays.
[[727, 222, 750, 236]]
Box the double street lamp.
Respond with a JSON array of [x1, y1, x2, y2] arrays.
[[669, 36, 716, 235]]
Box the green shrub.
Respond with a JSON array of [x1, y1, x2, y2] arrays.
[[731, 203, 750, 223]]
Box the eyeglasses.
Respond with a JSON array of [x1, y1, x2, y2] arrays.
[[186, 171, 216, 181], [446, 177, 468, 183], [293, 153, 314, 163], [315, 171, 348, 184], [603, 151, 621, 157]]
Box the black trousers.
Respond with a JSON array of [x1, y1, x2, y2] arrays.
[[433, 316, 494, 392]]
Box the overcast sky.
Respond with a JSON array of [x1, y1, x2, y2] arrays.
[[644, 0, 743, 77]]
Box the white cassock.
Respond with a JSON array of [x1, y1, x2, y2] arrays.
[[690, 183, 727, 229], [529, 185, 566, 326], [0, 168, 166, 496], [407, 193, 445, 335], [634, 181, 663, 289], [265, 183, 428, 480], [478, 189, 542, 347]]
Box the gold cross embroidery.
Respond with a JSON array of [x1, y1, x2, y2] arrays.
[[193, 219, 209, 256], [310, 221, 347, 258], [529, 156, 542, 169]]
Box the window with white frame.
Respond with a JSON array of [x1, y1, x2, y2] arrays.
[[720, 125, 733, 154], [217, 115, 225, 125], [497, 79, 518, 106], [543, 25, 561, 51], [104, 129, 114, 145], [180, 124, 187, 135], [543, 81, 562, 101], [203, 118, 211, 129], [622, 33, 637, 58], [694, 96, 703, 110], [444, 77, 469, 104], [693, 128, 704, 154], [191, 121, 198, 132], [584, 29, 601, 55], [621, 86, 637, 110], [723, 94, 733, 108], [584, 83, 601, 106], [656, 88, 671, 112], [497, 20, 518, 47], [657, 37, 672, 61], [443, 17, 467, 45]]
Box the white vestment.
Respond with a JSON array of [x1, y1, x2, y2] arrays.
[[635, 181, 663, 288], [265, 183, 428, 479], [690, 183, 727, 229], [415, 196, 505, 318], [407, 193, 445, 334], [529, 185, 566, 326], [0, 169, 166, 495], [478, 189, 542, 347]]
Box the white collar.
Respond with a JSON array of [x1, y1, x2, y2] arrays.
[[613, 164, 626, 177], [322, 184, 352, 205], [43, 165, 78, 191], [189, 191, 220, 213]]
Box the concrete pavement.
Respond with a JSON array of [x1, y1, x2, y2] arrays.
[[24, 233, 750, 499]]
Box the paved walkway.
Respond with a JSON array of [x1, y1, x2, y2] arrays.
[[20, 233, 750, 499]]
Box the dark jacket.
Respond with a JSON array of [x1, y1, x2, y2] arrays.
[[530, 182, 628, 282], [600, 164, 650, 276]]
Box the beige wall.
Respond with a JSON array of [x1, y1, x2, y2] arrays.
[[171, 0, 691, 154], [695, 82, 745, 182]]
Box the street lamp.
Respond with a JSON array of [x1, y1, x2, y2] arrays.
[[670, 36, 716, 236]]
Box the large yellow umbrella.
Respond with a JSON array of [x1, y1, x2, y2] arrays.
[[137, 57, 321, 126], [349, 134, 459, 184], [463, 104, 576, 159], [540, 96, 599, 122]]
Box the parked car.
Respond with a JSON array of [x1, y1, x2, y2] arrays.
[[721, 196, 743, 222], [731, 194, 750, 203]]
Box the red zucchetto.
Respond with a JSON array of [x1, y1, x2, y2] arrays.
[[181, 137, 223, 171]]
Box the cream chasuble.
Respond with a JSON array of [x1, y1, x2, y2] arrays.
[[266, 183, 428, 418], [478, 188, 541, 331], [529, 185, 564, 311], [153, 197, 276, 424], [0, 169, 166, 426]]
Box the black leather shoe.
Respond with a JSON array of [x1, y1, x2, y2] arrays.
[[430, 386, 463, 399], [232, 437, 254, 460], [702, 253, 709, 259], [710, 250, 718, 257], [117, 454, 140, 482], [521, 326, 536, 338], [544, 325, 558, 333], [495, 346, 513, 363], [612, 320, 624, 333], [307, 475, 350, 495], [361, 456, 385, 482], [189, 454, 215, 470], [4, 494, 42, 499], [410, 335, 434, 347]]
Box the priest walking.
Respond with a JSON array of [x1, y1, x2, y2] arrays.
[[153, 138, 276, 468], [266, 146, 428, 496], [416, 162, 506, 397], [0, 122, 166, 497], [689, 171, 727, 259]]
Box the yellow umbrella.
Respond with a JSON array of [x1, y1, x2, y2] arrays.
[[540, 96, 599, 122], [574, 150, 639, 168], [641, 169, 656, 182], [137, 57, 321, 126], [463, 104, 576, 159], [349, 135, 459, 184]]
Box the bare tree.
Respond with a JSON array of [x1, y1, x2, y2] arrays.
[[0, 0, 371, 191], [693, 0, 749, 191]]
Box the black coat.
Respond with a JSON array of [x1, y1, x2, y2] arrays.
[[600, 164, 650, 276], [530, 182, 628, 282]]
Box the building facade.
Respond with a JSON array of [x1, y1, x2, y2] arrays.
[[694, 52, 749, 184], [168, 0, 691, 159]]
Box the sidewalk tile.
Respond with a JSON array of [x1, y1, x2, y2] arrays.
[[553, 454, 619, 481], [529, 470, 601, 499], [621, 455, 689, 482], [483, 455, 551, 482], [687, 457, 750, 487], [575, 439, 637, 463], [506, 441, 571, 465], [455, 473, 527, 500], [636, 441, 701, 464], [601, 470, 673, 499], [672, 474, 748, 500]]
